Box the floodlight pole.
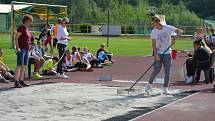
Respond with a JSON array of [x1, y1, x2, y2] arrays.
[[10, 1, 15, 49], [107, 9, 110, 47]]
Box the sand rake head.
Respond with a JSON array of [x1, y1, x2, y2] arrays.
[[116, 87, 143, 95]]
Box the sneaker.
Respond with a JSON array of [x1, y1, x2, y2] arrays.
[[14, 81, 22, 88], [19, 80, 29, 87], [163, 87, 171, 95], [56, 73, 69, 79], [185, 76, 193, 84], [145, 83, 153, 94], [96, 64, 104, 68], [33, 72, 43, 79], [0, 78, 10, 83], [6, 72, 14, 79]]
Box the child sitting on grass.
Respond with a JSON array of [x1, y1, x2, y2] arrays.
[[42, 57, 58, 76], [0, 48, 14, 83]]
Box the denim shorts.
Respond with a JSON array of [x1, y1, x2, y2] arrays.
[[17, 49, 29, 66]]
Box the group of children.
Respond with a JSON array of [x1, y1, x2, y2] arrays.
[[0, 42, 113, 82], [185, 27, 215, 84], [194, 28, 215, 50]]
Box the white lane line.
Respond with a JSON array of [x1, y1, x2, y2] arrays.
[[129, 91, 199, 121]]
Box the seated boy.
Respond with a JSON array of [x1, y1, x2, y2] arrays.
[[98, 51, 112, 65], [42, 57, 58, 76], [29, 42, 44, 79], [0, 48, 14, 83], [96, 44, 114, 63]]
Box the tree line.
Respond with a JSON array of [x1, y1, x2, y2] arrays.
[[1, 0, 210, 27]]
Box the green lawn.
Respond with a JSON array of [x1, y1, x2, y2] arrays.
[[0, 33, 193, 69]]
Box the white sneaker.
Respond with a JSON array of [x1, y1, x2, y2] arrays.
[[163, 87, 171, 95], [56, 73, 69, 79], [145, 83, 153, 94], [185, 76, 193, 84]]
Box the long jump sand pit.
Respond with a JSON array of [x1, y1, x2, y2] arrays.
[[0, 83, 196, 121]]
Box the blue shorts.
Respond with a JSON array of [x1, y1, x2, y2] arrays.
[[17, 49, 29, 66]]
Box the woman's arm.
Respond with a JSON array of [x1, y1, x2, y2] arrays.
[[15, 32, 22, 52]]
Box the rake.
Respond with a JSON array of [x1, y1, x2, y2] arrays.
[[117, 44, 174, 95]]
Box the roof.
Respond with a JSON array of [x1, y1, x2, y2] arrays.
[[0, 4, 32, 14]]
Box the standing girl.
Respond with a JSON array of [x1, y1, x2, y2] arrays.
[[56, 17, 71, 79], [14, 15, 33, 88]]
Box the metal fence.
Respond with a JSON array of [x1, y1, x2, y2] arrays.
[[0, 22, 203, 36]]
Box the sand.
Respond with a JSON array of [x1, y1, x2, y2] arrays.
[[0, 83, 181, 121]]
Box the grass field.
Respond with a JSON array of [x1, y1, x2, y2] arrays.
[[0, 33, 193, 69]]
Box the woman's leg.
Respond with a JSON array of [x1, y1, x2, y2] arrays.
[[19, 49, 30, 86], [195, 70, 201, 83], [57, 44, 66, 74], [163, 54, 172, 88], [204, 70, 210, 84], [148, 58, 162, 84]]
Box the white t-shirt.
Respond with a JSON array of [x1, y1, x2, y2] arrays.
[[35, 46, 43, 58], [57, 25, 69, 45], [65, 55, 73, 67], [151, 25, 176, 54], [84, 53, 93, 61]]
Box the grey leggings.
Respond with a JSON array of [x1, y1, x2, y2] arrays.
[[149, 54, 172, 87]]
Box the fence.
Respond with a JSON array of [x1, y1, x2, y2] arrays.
[[0, 22, 205, 36]]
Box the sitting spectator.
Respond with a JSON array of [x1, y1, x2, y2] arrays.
[[98, 51, 112, 65], [96, 44, 113, 63], [185, 40, 212, 84], [209, 28, 215, 50], [0, 48, 14, 83], [63, 49, 78, 72], [194, 28, 205, 41], [78, 51, 93, 72], [35, 41, 52, 60], [29, 42, 44, 79], [42, 57, 58, 76], [71, 46, 93, 72], [83, 47, 103, 68]]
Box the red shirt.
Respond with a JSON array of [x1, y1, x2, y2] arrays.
[[17, 25, 31, 49]]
